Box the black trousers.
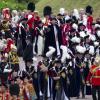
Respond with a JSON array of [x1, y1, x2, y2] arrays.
[[32, 72, 40, 100], [92, 86, 100, 100], [77, 82, 85, 98]]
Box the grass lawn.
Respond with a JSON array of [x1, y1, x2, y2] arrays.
[[36, 0, 100, 18]]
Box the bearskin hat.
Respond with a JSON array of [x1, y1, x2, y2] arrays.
[[86, 5, 93, 15], [27, 2, 35, 12], [43, 6, 52, 16]]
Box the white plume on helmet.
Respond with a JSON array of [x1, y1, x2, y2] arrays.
[[71, 36, 81, 43], [72, 23, 78, 31], [97, 30, 100, 37], [76, 45, 86, 54], [12, 10, 18, 15], [73, 9, 80, 19], [94, 41, 99, 46], [60, 45, 71, 63], [59, 8, 65, 15], [83, 15, 87, 26], [89, 46, 95, 55], [89, 34, 96, 41], [46, 46, 56, 57], [79, 31, 86, 38]]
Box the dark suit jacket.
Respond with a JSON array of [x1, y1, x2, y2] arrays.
[[23, 43, 33, 62]]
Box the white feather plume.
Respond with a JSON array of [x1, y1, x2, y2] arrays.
[[89, 34, 96, 41], [83, 15, 87, 26], [76, 45, 86, 54], [97, 30, 100, 37], [59, 8, 65, 15], [60, 45, 71, 63], [46, 46, 56, 57], [72, 23, 78, 30], [79, 31, 86, 38], [89, 46, 94, 55], [12, 10, 18, 15], [73, 9, 80, 19], [71, 36, 81, 43], [94, 41, 99, 46]]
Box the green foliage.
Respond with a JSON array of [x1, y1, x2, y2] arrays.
[[36, 0, 100, 17], [0, 0, 40, 10]]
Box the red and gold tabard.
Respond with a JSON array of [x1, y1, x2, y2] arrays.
[[23, 82, 35, 100], [87, 65, 100, 86]]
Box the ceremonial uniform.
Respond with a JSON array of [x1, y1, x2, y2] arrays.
[[23, 37, 33, 63], [9, 50, 19, 72], [87, 15, 93, 32], [48, 61, 70, 100], [87, 65, 100, 100], [23, 81, 35, 100], [44, 24, 62, 56]]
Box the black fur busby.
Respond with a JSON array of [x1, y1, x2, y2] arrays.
[[27, 2, 35, 12], [43, 6, 52, 16], [86, 5, 93, 15]]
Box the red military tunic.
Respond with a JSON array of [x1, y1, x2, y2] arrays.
[[25, 13, 34, 29], [87, 15, 93, 32], [87, 65, 100, 86], [62, 23, 71, 46]]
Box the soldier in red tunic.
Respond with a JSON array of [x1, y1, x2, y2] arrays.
[[86, 5, 93, 32], [87, 56, 100, 100]]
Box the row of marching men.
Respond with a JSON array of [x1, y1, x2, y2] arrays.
[[0, 3, 100, 100], [0, 32, 95, 100], [0, 25, 100, 100]]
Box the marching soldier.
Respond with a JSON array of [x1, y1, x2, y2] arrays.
[[87, 56, 100, 100]]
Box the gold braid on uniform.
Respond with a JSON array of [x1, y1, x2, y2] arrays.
[[9, 51, 19, 64]]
